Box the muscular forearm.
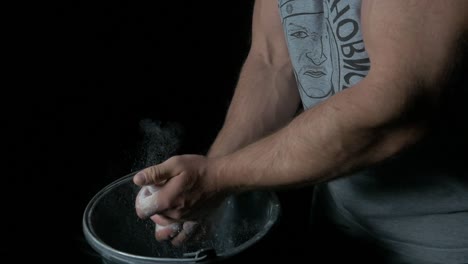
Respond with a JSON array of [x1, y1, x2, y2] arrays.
[[208, 53, 300, 158], [208, 73, 426, 191]]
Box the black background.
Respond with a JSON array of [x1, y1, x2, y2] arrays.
[[7, 1, 315, 263]]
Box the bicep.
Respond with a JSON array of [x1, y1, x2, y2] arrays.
[[362, 0, 468, 87], [357, 0, 468, 124], [249, 0, 291, 67], [319, 0, 467, 139]]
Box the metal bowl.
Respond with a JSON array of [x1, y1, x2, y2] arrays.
[[83, 172, 281, 263]]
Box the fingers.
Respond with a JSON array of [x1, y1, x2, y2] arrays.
[[135, 185, 160, 219], [150, 214, 174, 226], [133, 166, 169, 186], [134, 158, 187, 219], [150, 214, 200, 246], [133, 157, 180, 186], [171, 221, 199, 246], [151, 214, 182, 241]]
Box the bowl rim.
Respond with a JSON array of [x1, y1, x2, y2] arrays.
[[82, 172, 281, 263]]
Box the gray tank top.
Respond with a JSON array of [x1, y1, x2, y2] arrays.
[[277, 0, 468, 262]]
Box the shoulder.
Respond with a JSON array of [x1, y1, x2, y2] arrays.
[[361, 0, 468, 89]]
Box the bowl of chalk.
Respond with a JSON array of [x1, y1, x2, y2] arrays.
[[83, 172, 281, 264]]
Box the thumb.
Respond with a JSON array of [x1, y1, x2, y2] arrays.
[[133, 158, 179, 186]]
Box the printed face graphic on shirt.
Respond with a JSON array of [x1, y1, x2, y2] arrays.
[[285, 12, 336, 99], [279, 0, 370, 108]]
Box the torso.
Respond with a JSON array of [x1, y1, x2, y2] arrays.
[[277, 0, 468, 262]]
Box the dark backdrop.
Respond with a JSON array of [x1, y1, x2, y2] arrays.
[[7, 1, 315, 263]]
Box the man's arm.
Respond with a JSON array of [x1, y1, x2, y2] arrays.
[[209, 0, 468, 190], [133, 0, 467, 221], [207, 0, 300, 158], [134, 0, 298, 231]]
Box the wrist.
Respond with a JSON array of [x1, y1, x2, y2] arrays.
[[206, 149, 224, 159], [207, 143, 239, 159], [204, 156, 238, 195]]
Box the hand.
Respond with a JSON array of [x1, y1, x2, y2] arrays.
[[151, 214, 201, 246], [134, 154, 222, 220], [133, 155, 224, 244], [134, 184, 204, 246]]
